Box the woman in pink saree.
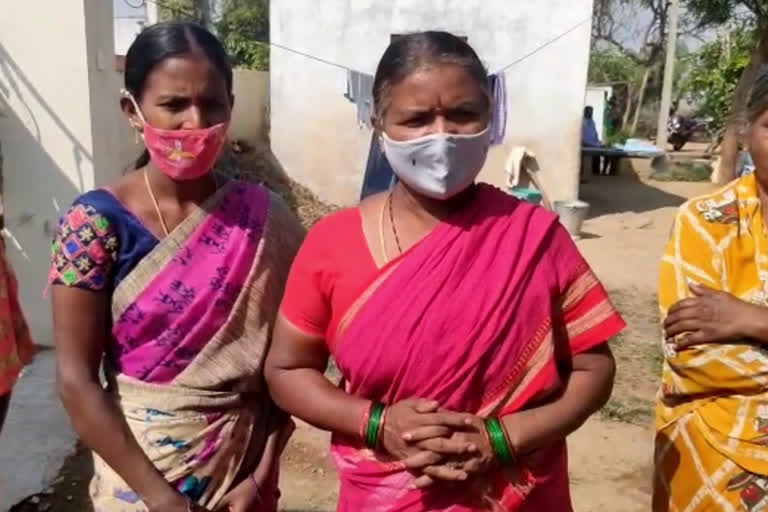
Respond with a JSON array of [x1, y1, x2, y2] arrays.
[[265, 32, 623, 511], [50, 23, 303, 512]]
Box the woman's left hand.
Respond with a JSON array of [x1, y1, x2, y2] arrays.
[[665, 284, 760, 348], [403, 414, 496, 489]]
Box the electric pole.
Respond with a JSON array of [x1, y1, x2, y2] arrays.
[[656, 0, 680, 151]]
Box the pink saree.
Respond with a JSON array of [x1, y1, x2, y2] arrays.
[[329, 185, 624, 511]]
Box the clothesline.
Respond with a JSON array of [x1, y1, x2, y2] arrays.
[[254, 17, 593, 77], [134, 0, 590, 76]]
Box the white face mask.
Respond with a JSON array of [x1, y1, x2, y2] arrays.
[[382, 128, 490, 200]]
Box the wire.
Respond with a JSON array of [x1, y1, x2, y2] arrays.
[[492, 16, 592, 74], [127, 2, 590, 77], [254, 40, 357, 71]]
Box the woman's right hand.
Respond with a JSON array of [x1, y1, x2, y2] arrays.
[[380, 399, 478, 475], [148, 493, 210, 512]]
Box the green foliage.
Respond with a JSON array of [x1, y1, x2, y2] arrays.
[[684, 0, 767, 27], [157, 0, 199, 22], [605, 128, 632, 146], [651, 161, 714, 182], [157, 0, 270, 71], [588, 49, 641, 84], [215, 0, 269, 70], [683, 30, 756, 132]]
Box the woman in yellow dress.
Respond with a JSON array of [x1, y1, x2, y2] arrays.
[[655, 68, 768, 511]]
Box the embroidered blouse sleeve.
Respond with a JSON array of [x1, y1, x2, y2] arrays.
[[49, 203, 119, 291]]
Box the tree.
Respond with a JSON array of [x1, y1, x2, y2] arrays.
[[591, 0, 672, 135], [158, 0, 269, 71], [683, 30, 756, 134], [684, 0, 767, 182], [215, 0, 269, 70], [588, 49, 644, 131]]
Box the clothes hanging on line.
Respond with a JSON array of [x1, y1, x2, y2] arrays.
[[345, 70, 375, 129], [360, 133, 397, 200], [489, 72, 507, 145]]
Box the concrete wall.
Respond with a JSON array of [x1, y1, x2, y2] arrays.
[[231, 69, 270, 143], [0, 0, 137, 345], [271, 0, 594, 205]]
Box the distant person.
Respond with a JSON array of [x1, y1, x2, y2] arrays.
[[265, 31, 622, 511], [49, 22, 303, 512], [582, 106, 607, 178], [654, 67, 768, 510], [581, 106, 603, 148], [0, 214, 35, 434]]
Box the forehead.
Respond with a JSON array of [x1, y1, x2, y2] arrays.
[[142, 53, 228, 97], [388, 65, 486, 108]]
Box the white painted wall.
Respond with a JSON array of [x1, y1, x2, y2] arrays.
[[271, 0, 594, 205], [0, 0, 135, 345]]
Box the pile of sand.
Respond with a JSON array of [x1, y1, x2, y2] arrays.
[[220, 140, 338, 228]]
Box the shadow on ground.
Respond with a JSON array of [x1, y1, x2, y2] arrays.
[[581, 174, 687, 219]]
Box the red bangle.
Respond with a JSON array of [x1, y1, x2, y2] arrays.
[[359, 402, 373, 442]]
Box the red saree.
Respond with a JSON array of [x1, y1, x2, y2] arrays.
[[283, 185, 624, 511]]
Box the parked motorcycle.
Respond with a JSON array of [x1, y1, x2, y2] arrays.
[[668, 115, 711, 151]]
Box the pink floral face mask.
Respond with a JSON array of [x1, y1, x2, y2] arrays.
[[124, 90, 229, 181]]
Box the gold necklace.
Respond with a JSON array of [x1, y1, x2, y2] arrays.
[[144, 169, 170, 237]]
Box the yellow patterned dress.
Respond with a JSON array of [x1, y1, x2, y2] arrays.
[[655, 172, 768, 511]]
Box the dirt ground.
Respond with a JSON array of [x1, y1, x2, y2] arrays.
[[9, 165, 718, 512]]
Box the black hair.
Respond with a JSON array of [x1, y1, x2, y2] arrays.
[[371, 31, 490, 124], [124, 22, 233, 168]]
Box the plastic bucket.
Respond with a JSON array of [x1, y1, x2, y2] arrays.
[[508, 187, 543, 205], [553, 200, 590, 239]]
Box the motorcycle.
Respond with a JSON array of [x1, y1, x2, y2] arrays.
[[668, 115, 711, 151]]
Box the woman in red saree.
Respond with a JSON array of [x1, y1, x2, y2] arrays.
[[265, 32, 623, 511]]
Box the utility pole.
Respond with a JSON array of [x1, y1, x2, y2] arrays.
[[656, 0, 680, 151]]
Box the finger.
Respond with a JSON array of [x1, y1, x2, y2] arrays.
[[415, 437, 477, 455], [676, 330, 715, 349], [422, 464, 469, 482], [411, 474, 436, 489], [664, 306, 704, 328], [402, 450, 443, 469], [665, 320, 707, 339], [412, 399, 441, 413], [690, 283, 716, 296], [667, 298, 700, 316], [402, 425, 453, 442], [418, 412, 476, 429]]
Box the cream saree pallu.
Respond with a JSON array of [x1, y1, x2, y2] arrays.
[[90, 181, 303, 511]]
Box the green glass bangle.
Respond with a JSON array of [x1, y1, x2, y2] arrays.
[[366, 402, 386, 449], [485, 417, 514, 465]]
